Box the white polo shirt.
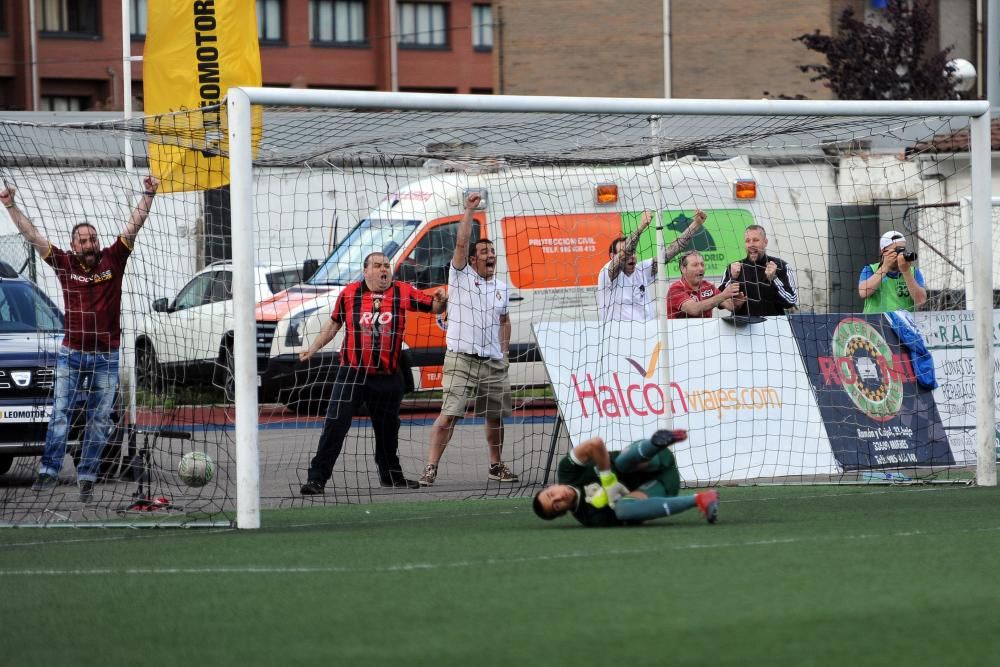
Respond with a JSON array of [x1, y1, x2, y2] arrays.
[[446, 262, 509, 360], [597, 258, 655, 321]]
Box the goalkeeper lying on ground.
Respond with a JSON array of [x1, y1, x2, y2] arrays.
[[532, 429, 719, 527]]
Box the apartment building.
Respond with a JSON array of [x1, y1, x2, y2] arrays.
[[0, 1, 987, 110], [0, 0, 494, 111], [494, 0, 986, 99]]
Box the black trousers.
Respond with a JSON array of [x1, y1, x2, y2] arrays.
[[307, 365, 405, 484]]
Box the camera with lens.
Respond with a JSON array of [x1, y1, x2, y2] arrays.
[[902, 250, 917, 262]]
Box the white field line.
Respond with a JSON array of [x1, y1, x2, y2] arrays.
[[0, 527, 236, 550], [0, 486, 988, 574], [2, 526, 999, 578]]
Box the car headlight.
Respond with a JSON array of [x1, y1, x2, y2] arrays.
[[285, 307, 320, 347]]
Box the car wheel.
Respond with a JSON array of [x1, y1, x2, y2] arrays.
[[215, 343, 236, 403], [285, 383, 332, 416], [0, 455, 12, 475], [136, 343, 164, 394], [284, 359, 337, 415]]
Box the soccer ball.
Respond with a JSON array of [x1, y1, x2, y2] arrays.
[[178, 451, 214, 487]]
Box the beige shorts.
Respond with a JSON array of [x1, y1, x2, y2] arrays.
[[440, 350, 512, 419]]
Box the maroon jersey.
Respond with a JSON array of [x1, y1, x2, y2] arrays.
[[44, 236, 132, 351], [332, 280, 434, 374], [667, 277, 720, 319]]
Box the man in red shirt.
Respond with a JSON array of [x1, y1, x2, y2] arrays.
[[667, 250, 743, 318], [298, 252, 447, 494], [1, 176, 159, 503]]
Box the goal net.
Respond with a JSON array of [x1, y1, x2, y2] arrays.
[[0, 93, 994, 527]]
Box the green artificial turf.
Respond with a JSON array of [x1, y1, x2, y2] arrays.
[[1, 484, 998, 666]]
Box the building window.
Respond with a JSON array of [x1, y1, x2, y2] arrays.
[[129, 0, 146, 38], [472, 4, 491, 50], [41, 95, 87, 111], [37, 0, 99, 35], [398, 2, 447, 48], [258, 0, 282, 41], [311, 0, 366, 45]]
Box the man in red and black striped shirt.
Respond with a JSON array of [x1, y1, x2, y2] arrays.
[[299, 252, 447, 493]]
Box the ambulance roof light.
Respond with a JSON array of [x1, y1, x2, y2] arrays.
[[734, 180, 757, 200], [596, 183, 618, 204]]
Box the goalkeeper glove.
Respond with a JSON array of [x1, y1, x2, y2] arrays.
[[598, 470, 629, 508], [583, 483, 608, 508]]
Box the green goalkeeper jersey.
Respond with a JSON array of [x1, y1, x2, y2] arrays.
[[556, 451, 640, 527]]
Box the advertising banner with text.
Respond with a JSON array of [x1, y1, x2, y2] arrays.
[[914, 310, 1000, 465], [144, 0, 262, 192], [534, 318, 836, 483]]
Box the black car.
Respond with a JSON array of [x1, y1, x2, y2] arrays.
[[0, 262, 122, 476], [0, 261, 63, 474]]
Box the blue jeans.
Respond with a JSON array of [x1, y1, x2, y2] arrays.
[[38, 346, 120, 483]]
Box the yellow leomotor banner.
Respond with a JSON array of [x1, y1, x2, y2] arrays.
[[144, 0, 262, 192]]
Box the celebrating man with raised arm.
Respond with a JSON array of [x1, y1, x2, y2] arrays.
[[1, 176, 159, 503], [419, 191, 517, 486], [598, 209, 707, 321]]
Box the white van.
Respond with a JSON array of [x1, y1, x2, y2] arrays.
[[253, 156, 816, 409]]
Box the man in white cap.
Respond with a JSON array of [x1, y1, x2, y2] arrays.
[[857, 230, 927, 313]]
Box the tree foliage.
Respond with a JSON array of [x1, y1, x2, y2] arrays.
[[796, 0, 957, 100]]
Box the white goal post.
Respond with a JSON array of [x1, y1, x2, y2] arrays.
[[226, 89, 994, 530]]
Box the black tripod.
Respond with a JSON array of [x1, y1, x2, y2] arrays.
[[119, 428, 191, 512]]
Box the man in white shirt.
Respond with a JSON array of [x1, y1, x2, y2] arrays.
[[419, 192, 517, 486], [598, 209, 707, 321]]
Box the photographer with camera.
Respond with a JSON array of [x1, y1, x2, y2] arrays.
[[858, 230, 927, 313]]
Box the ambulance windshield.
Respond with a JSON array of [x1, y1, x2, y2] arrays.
[[308, 218, 420, 286]]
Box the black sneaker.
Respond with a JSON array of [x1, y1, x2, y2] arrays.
[[31, 474, 58, 492], [488, 462, 518, 482], [300, 480, 324, 495], [651, 429, 687, 448], [78, 480, 95, 504], [380, 476, 420, 489]]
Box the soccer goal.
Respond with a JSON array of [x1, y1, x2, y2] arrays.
[[0, 93, 993, 528], [226, 91, 995, 529]]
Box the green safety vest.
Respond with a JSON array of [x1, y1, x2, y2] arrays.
[[862, 263, 916, 313]]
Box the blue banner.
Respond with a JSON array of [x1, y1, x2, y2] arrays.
[[789, 313, 953, 470]]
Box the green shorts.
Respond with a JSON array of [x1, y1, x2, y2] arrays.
[[629, 450, 681, 498]]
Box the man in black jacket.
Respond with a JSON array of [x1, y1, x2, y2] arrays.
[[719, 224, 797, 317]]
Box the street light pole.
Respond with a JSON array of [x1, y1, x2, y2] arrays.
[[28, 0, 40, 110]]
